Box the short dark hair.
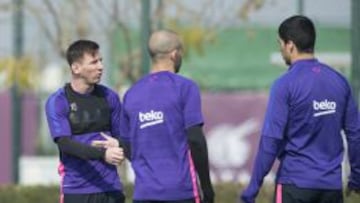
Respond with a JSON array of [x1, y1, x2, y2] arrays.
[[278, 15, 316, 53], [66, 40, 99, 66]]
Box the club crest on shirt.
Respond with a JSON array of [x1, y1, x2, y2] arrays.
[[70, 102, 78, 112]]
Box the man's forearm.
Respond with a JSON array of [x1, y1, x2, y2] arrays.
[[56, 137, 105, 160], [187, 125, 214, 197], [348, 139, 360, 188], [242, 136, 281, 202]]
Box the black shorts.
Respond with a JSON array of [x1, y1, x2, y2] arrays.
[[62, 191, 125, 203], [274, 184, 343, 203], [133, 198, 199, 203]]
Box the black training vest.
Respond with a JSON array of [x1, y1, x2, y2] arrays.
[[64, 84, 111, 135]]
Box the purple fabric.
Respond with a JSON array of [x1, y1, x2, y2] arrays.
[[243, 58, 360, 201], [120, 71, 203, 200], [241, 137, 281, 203], [45, 85, 123, 194]]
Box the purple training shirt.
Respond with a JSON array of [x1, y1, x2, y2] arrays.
[[120, 71, 203, 200], [45, 84, 123, 194], [243, 58, 360, 202]]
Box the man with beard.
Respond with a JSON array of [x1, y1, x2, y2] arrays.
[[241, 15, 360, 203], [95, 30, 214, 203]]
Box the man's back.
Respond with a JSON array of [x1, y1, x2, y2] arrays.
[[272, 58, 356, 189], [121, 71, 203, 200], [242, 15, 360, 203]]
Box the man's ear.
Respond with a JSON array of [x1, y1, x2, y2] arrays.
[[288, 40, 296, 53], [169, 50, 177, 61], [71, 63, 80, 74]]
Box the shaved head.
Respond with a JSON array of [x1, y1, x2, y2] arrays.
[[148, 30, 182, 59]]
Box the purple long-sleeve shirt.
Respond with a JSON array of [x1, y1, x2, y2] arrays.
[[242, 58, 360, 202]]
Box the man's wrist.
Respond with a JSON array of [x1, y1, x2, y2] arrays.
[[100, 148, 106, 160]]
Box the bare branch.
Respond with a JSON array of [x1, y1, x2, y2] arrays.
[[238, 0, 265, 20], [73, 0, 89, 38], [0, 3, 12, 11], [25, 4, 63, 56], [93, 0, 136, 82], [42, 0, 65, 57], [92, 0, 113, 35]]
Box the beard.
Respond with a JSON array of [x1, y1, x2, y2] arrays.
[[281, 52, 291, 66], [174, 56, 182, 73], [284, 57, 291, 66]]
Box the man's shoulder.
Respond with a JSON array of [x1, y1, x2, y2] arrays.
[[126, 78, 145, 94], [170, 73, 199, 88], [45, 87, 68, 112], [47, 87, 66, 101], [179, 73, 197, 82], [274, 71, 292, 86], [127, 72, 199, 93], [319, 62, 349, 82]]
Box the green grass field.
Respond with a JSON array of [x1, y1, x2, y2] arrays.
[[111, 27, 350, 91], [2, 184, 360, 203], [181, 27, 350, 91]]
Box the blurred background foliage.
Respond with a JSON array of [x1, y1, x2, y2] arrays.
[[0, 0, 351, 92], [0, 57, 37, 91]]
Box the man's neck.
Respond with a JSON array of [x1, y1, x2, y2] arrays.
[[150, 62, 175, 73], [70, 80, 94, 94], [291, 53, 315, 64]]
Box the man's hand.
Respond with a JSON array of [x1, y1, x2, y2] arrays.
[[92, 132, 124, 165], [104, 147, 124, 165], [92, 132, 119, 149], [346, 186, 360, 197], [240, 186, 257, 203], [240, 195, 255, 203]]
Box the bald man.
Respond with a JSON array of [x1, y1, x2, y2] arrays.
[[120, 30, 214, 203]]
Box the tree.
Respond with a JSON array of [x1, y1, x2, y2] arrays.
[[20, 0, 268, 89]]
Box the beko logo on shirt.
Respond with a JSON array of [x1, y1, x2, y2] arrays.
[[139, 110, 164, 129], [313, 99, 336, 117]]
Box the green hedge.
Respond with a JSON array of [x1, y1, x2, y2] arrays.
[[0, 183, 359, 203]]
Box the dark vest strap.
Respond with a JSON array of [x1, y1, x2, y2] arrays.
[[64, 83, 111, 135]]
